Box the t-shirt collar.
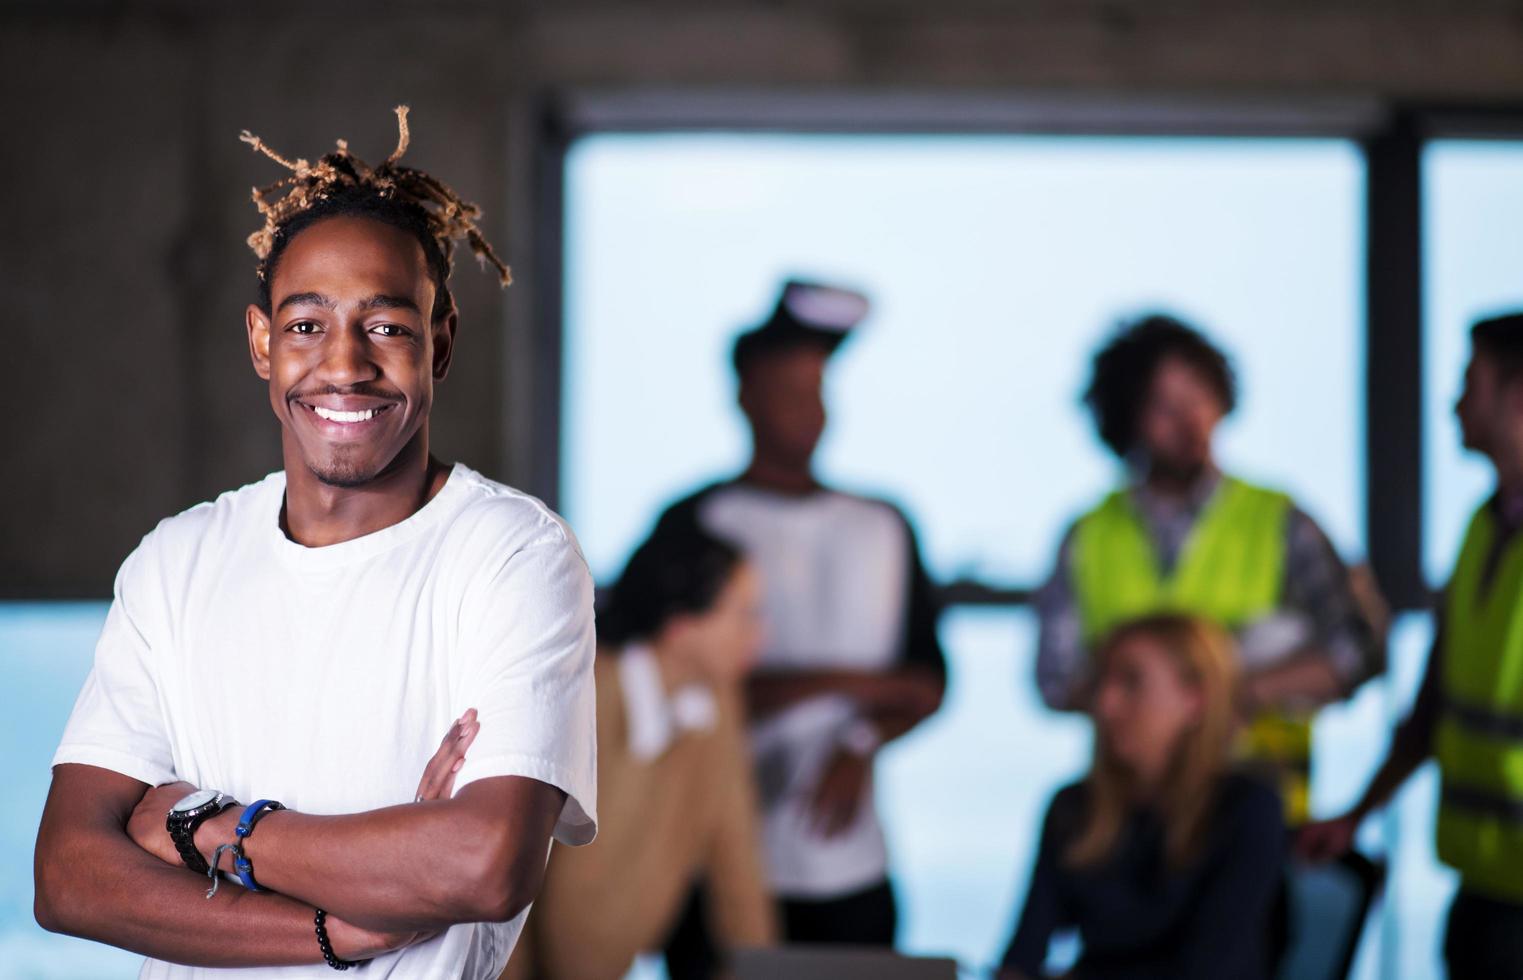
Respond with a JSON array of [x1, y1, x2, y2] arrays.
[[266, 462, 471, 570], [617, 643, 718, 762]]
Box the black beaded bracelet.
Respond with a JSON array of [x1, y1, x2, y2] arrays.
[[313, 908, 365, 971]]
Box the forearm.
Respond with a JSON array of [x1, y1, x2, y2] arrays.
[[1243, 648, 1345, 712], [863, 700, 940, 745], [1351, 722, 1434, 819], [190, 777, 561, 932], [197, 800, 510, 931], [746, 666, 939, 720], [36, 819, 323, 967]]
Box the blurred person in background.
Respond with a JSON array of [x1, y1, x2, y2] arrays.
[[999, 614, 1286, 980], [1034, 313, 1385, 827], [503, 520, 776, 980], [1300, 312, 1523, 979], [656, 279, 946, 949]]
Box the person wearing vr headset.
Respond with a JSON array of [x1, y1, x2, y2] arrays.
[[655, 280, 946, 952]]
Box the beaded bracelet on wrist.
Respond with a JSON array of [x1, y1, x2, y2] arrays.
[[313, 908, 366, 972]]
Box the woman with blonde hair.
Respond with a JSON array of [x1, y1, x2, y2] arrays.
[[998, 613, 1285, 979]]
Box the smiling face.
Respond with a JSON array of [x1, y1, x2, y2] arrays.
[[246, 215, 456, 488]]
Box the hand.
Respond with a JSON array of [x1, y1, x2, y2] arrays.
[[322, 911, 440, 961], [414, 708, 479, 803], [1296, 812, 1361, 863], [809, 748, 870, 838], [127, 780, 207, 868]]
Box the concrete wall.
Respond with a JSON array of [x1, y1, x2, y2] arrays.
[[4, 0, 1523, 595]]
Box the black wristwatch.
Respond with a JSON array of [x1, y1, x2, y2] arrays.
[[166, 789, 234, 875]]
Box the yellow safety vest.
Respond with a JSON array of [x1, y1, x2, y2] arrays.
[[1071, 476, 1312, 823], [1436, 502, 1523, 903]]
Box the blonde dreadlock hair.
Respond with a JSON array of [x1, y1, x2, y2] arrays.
[[241, 105, 509, 321]]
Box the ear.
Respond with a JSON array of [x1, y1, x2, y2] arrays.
[[247, 304, 272, 381], [431, 306, 458, 382]]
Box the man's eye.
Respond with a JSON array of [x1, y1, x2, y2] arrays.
[[372, 324, 409, 338], [289, 321, 320, 335]]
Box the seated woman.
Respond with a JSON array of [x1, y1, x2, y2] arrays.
[[502, 521, 778, 980], [999, 613, 1285, 980]]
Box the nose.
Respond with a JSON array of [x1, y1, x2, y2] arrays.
[[320, 322, 380, 386]]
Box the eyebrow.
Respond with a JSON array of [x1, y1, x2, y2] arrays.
[[275, 292, 422, 315], [276, 291, 335, 313], [358, 294, 422, 314]]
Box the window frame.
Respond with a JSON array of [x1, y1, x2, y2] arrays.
[[529, 91, 1523, 610]]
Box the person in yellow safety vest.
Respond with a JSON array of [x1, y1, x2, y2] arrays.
[[1300, 312, 1523, 978], [1035, 314, 1386, 826]]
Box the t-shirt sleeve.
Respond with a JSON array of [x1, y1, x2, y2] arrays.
[[1035, 522, 1088, 711], [450, 521, 599, 847], [52, 532, 178, 787], [897, 513, 946, 678]]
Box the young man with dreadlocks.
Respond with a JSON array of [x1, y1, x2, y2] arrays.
[[33, 108, 597, 979]]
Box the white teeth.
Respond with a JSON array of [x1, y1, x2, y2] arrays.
[[311, 405, 381, 423]]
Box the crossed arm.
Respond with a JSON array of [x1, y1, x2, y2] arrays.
[[34, 716, 566, 967], [746, 665, 945, 738], [748, 664, 945, 837]]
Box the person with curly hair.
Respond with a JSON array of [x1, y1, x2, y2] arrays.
[[33, 107, 597, 979], [1035, 313, 1384, 827]]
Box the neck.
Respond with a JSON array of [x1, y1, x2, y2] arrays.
[[1119, 756, 1172, 804], [1141, 458, 1215, 501], [742, 451, 818, 495], [280, 430, 448, 548]]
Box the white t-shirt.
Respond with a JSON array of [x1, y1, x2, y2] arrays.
[[52, 462, 599, 980], [680, 484, 926, 898]]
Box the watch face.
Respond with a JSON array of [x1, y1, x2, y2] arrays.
[[171, 789, 219, 815]]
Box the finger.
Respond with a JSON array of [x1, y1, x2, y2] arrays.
[[437, 721, 479, 799], [416, 733, 459, 801], [455, 718, 480, 756], [438, 757, 466, 800], [417, 717, 480, 801], [417, 716, 465, 798], [808, 774, 838, 832], [828, 772, 867, 836], [814, 776, 853, 837]]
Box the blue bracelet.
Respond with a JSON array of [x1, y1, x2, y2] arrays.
[[232, 799, 285, 892]]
